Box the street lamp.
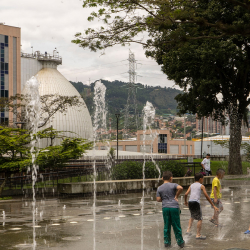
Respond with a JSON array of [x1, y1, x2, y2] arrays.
[[115, 113, 120, 160], [15, 122, 26, 129]]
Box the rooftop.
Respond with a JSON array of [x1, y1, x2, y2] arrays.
[[21, 51, 62, 65]]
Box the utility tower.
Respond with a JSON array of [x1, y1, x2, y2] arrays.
[[123, 50, 138, 138]]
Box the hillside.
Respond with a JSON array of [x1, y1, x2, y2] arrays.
[[70, 80, 182, 128]]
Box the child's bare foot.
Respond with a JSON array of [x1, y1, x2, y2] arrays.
[[196, 235, 206, 240]]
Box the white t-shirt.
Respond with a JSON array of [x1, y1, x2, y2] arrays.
[[201, 158, 210, 171]]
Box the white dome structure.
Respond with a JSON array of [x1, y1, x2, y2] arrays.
[[21, 51, 93, 147]]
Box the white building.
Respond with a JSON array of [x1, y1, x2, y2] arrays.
[[21, 50, 93, 147]]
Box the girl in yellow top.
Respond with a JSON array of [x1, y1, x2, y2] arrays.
[[209, 169, 225, 226]]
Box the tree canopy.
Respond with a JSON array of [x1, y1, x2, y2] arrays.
[[0, 126, 92, 173], [0, 94, 83, 128], [72, 0, 250, 51], [73, 0, 250, 174]]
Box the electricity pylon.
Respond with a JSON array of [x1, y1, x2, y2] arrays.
[[123, 50, 138, 139]]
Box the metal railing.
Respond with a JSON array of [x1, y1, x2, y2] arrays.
[[21, 52, 62, 64]]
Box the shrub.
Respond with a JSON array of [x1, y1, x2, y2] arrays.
[[111, 160, 185, 180], [158, 160, 185, 177], [111, 161, 142, 180]]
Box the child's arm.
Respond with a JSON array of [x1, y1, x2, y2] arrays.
[[174, 185, 183, 201], [156, 196, 162, 202], [184, 186, 191, 206], [201, 185, 219, 211], [201, 159, 205, 170], [213, 186, 218, 203], [156, 188, 162, 202]]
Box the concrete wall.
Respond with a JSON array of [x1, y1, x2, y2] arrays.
[[58, 176, 214, 194], [21, 57, 43, 90]]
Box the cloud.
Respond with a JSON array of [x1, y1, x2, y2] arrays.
[[1, 0, 177, 87]]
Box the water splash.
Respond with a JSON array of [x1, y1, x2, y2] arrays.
[[142, 102, 160, 179], [140, 101, 159, 250], [92, 80, 107, 250], [25, 76, 41, 250]]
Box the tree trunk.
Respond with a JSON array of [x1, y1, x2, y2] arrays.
[[228, 110, 243, 175]]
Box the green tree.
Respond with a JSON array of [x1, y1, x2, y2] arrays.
[[0, 126, 32, 196], [0, 126, 92, 197], [35, 138, 92, 170], [72, 0, 250, 174]]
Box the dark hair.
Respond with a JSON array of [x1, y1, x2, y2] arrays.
[[216, 168, 225, 176], [195, 173, 204, 182], [207, 154, 210, 156], [163, 171, 173, 180]]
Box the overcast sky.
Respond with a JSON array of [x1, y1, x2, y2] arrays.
[[1, 0, 177, 88]]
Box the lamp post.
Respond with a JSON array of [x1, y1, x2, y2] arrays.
[[201, 117, 204, 159], [207, 144, 210, 155], [115, 113, 120, 160], [15, 122, 26, 129]]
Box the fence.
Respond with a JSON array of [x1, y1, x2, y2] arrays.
[[0, 157, 205, 193]]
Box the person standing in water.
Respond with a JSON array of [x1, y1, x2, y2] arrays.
[[209, 168, 225, 226], [156, 171, 185, 248], [185, 173, 219, 239]]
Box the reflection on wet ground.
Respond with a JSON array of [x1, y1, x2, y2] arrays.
[[0, 186, 250, 249]]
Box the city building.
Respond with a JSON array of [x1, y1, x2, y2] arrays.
[[196, 116, 229, 135], [0, 24, 21, 125], [97, 129, 195, 155]]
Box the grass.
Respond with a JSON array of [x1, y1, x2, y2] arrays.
[[180, 158, 250, 176], [0, 196, 12, 200]]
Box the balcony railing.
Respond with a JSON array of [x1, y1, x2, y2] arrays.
[[21, 52, 62, 65]]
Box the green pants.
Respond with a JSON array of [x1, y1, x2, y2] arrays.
[[162, 207, 184, 246]]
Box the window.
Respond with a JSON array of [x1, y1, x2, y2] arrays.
[[5, 90, 8, 97], [4, 36, 8, 44], [4, 63, 8, 71], [1, 62, 4, 70]]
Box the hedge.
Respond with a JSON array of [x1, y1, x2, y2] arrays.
[[111, 160, 185, 180]]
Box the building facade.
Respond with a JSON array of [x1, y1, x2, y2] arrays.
[[0, 24, 21, 126], [97, 129, 195, 155], [196, 116, 229, 135]]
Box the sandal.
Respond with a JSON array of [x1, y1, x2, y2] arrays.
[[209, 218, 216, 225], [185, 232, 192, 236], [196, 235, 206, 240]]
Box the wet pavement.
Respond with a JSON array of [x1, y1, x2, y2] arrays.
[[1, 186, 250, 250]]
